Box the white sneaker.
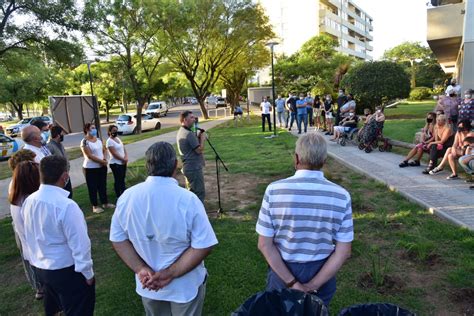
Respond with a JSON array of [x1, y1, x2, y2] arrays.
[[93, 206, 104, 214]]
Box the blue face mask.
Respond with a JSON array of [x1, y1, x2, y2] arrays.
[[41, 131, 50, 144], [90, 129, 97, 137]]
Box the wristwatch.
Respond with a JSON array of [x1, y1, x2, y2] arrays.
[[285, 278, 297, 288]]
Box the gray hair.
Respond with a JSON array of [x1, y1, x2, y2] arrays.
[[295, 133, 327, 170], [145, 142, 177, 177]]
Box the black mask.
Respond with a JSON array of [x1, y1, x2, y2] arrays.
[[59, 135, 64, 142], [111, 132, 118, 138], [426, 118, 433, 123], [458, 127, 465, 132]]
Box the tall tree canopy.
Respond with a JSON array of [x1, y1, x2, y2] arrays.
[[153, 0, 273, 118], [0, 0, 83, 57], [85, 0, 166, 133], [383, 41, 444, 89]]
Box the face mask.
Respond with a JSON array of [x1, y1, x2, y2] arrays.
[[300, 97, 304, 100], [465, 94, 472, 99], [349, 113, 354, 117], [41, 131, 49, 144], [376, 110, 381, 113], [426, 118, 433, 123], [338, 91, 343, 96], [90, 129, 97, 137], [59, 134, 64, 142], [449, 94, 456, 98], [326, 97, 331, 101], [458, 127, 465, 132], [111, 132, 118, 138]]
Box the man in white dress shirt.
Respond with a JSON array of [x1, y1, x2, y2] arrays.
[[110, 142, 218, 316], [21, 155, 95, 315], [22, 125, 51, 163]]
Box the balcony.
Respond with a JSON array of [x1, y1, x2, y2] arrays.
[[427, 2, 464, 72]]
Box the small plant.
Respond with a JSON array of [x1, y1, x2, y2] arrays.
[[409, 87, 432, 101], [369, 246, 388, 287], [398, 240, 437, 263]]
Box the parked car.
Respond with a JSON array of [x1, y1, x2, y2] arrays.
[[205, 96, 217, 106], [215, 97, 226, 108], [145, 101, 169, 117], [0, 134, 24, 160], [5, 116, 52, 138], [116, 113, 161, 135]]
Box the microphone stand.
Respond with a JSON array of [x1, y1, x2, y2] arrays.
[[204, 134, 228, 216]]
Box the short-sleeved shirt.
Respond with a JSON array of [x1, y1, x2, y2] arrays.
[[80, 138, 104, 169], [177, 126, 204, 172], [110, 176, 218, 303], [286, 97, 297, 112], [275, 99, 285, 112], [256, 170, 354, 263], [106, 137, 125, 165], [23, 144, 51, 164], [459, 99, 474, 122], [261, 101, 272, 114], [296, 99, 307, 115]]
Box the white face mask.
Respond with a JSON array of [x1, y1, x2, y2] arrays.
[[465, 94, 472, 99]]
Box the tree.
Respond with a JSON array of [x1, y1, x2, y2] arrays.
[[154, 0, 273, 119], [383, 41, 438, 89], [219, 43, 269, 109], [298, 34, 338, 61], [0, 51, 51, 119], [341, 61, 410, 111], [0, 0, 83, 57], [85, 0, 166, 133]]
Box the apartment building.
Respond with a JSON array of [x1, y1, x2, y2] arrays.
[[258, 0, 374, 60], [427, 0, 474, 90]]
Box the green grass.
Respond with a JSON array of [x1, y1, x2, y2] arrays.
[[384, 101, 436, 120], [382, 101, 435, 144], [1, 116, 473, 315]]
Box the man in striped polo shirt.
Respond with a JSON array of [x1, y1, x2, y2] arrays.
[[256, 133, 353, 306]]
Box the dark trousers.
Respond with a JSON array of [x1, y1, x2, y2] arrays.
[[429, 135, 454, 166], [288, 112, 297, 129], [34, 265, 95, 316], [110, 163, 127, 198], [83, 167, 108, 207], [266, 258, 336, 306], [262, 113, 272, 132], [64, 178, 73, 199], [307, 107, 314, 126]]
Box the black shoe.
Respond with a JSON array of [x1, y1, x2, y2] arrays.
[[399, 161, 409, 168], [422, 167, 433, 174], [408, 160, 420, 167], [325, 132, 330, 135]]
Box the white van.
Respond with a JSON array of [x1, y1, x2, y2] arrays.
[[145, 101, 169, 117]]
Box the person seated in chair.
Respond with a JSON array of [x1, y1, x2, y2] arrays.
[[331, 111, 358, 142], [458, 136, 474, 189]]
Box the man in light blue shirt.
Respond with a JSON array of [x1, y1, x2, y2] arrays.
[[275, 95, 286, 128], [296, 93, 308, 134]]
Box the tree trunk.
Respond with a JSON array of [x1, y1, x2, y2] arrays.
[[11, 101, 23, 120], [106, 101, 110, 123], [198, 98, 209, 119]]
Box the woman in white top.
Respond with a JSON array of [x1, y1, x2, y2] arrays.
[[8, 159, 43, 299], [80, 123, 114, 214], [106, 125, 128, 198]]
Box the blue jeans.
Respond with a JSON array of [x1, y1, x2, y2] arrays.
[[266, 258, 336, 306], [297, 113, 308, 133], [277, 111, 286, 127], [288, 112, 297, 129]]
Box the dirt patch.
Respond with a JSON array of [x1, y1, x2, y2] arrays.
[[176, 165, 275, 219], [402, 251, 442, 267], [449, 288, 474, 315], [358, 272, 405, 295]]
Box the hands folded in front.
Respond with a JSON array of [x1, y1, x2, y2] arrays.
[[137, 266, 175, 291]]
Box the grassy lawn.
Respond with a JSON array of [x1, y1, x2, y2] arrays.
[[1, 117, 472, 315], [383, 100, 435, 144]]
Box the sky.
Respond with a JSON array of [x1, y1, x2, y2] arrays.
[[354, 0, 428, 59]]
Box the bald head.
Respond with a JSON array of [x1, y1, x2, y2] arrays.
[[22, 125, 42, 147]]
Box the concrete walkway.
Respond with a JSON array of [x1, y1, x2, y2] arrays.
[[289, 128, 474, 231], [0, 117, 231, 219]]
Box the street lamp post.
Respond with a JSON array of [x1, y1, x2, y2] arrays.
[[266, 41, 279, 137], [86, 60, 102, 139]]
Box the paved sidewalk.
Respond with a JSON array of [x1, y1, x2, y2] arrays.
[[289, 129, 474, 231], [0, 117, 231, 219]]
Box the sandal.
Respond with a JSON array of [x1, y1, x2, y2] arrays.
[[399, 161, 409, 168], [408, 160, 420, 167], [446, 174, 458, 180], [429, 167, 443, 175]]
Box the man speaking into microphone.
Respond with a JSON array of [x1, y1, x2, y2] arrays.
[[177, 110, 206, 202]]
